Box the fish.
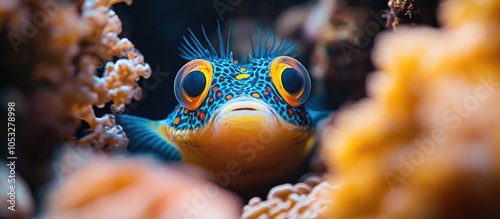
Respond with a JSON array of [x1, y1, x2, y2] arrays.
[[116, 22, 330, 191]]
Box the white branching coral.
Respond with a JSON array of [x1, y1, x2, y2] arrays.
[[74, 0, 151, 150], [1, 0, 150, 150], [242, 176, 336, 219]]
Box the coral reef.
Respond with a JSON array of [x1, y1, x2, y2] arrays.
[[6, 0, 498, 218], [2, 0, 150, 143], [320, 0, 500, 218], [242, 175, 336, 219], [43, 156, 242, 219], [0, 0, 150, 202]]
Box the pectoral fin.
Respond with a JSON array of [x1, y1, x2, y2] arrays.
[[306, 94, 335, 126], [115, 114, 181, 162]]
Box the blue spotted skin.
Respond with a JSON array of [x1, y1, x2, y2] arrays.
[[166, 58, 313, 132]]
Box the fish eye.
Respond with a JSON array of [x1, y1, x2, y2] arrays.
[[269, 56, 311, 108], [174, 59, 213, 110], [281, 68, 304, 94], [182, 70, 206, 97]]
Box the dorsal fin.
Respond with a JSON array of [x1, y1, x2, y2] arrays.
[[180, 21, 299, 62], [179, 21, 233, 61], [247, 25, 298, 59]]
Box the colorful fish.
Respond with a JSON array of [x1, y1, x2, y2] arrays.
[[116, 23, 328, 191]]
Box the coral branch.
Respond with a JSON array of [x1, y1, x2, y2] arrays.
[[1, 0, 150, 150], [242, 176, 336, 218], [0, 0, 151, 212]]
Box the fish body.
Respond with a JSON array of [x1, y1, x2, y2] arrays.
[[117, 24, 321, 191]]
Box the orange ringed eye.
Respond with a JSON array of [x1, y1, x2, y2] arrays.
[[269, 56, 311, 108], [173, 59, 213, 111]]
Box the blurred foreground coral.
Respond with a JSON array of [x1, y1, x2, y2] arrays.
[[43, 156, 242, 219], [0, 0, 150, 206], [321, 0, 500, 218]]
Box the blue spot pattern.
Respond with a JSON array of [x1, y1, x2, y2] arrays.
[[168, 22, 313, 133]]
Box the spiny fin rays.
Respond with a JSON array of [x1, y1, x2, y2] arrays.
[[179, 21, 298, 61], [179, 21, 232, 61], [247, 25, 297, 59]]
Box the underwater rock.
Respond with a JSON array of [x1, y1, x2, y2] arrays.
[[385, 0, 439, 29], [304, 0, 439, 109], [43, 156, 242, 219], [320, 0, 500, 218], [305, 0, 387, 110]]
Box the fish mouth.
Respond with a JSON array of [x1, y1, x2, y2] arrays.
[[217, 98, 273, 117], [191, 97, 299, 140], [209, 97, 284, 132]]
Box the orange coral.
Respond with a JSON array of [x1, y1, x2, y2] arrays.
[[320, 0, 500, 218], [44, 156, 242, 219], [0, 0, 150, 214]]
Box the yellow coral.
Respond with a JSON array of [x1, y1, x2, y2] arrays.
[[321, 0, 500, 218]]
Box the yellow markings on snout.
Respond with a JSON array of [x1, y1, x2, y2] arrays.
[[236, 73, 250, 80]]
